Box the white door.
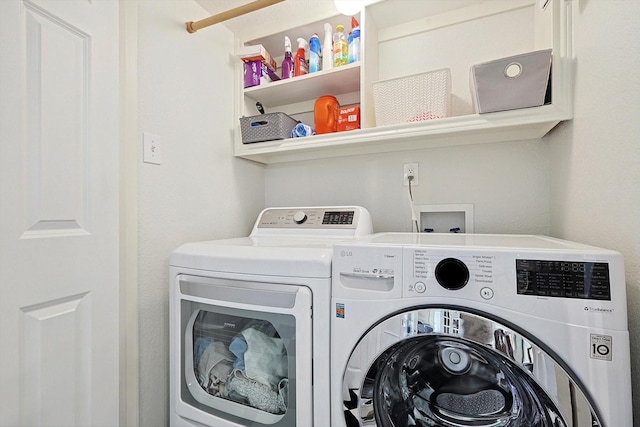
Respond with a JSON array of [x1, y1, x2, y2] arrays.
[[0, 0, 121, 426]]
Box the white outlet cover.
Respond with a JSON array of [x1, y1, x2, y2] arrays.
[[403, 162, 419, 186], [143, 132, 162, 165]]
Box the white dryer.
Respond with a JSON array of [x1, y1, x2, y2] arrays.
[[331, 233, 632, 427], [169, 206, 372, 427]]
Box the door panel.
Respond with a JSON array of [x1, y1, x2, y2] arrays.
[[24, 1, 91, 236], [0, 0, 120, 425], [19, 293, 92, 426]]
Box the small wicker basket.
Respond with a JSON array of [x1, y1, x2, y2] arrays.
[[373, 68, 451, 126], [239, 113, 298, 144]]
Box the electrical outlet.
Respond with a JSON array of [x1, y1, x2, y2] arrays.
[[143, 132, 162, 165], [403, 163, 419, 186]]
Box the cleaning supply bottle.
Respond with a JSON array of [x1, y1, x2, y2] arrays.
[[314, 95, 339, 134], [322, 23, 333, 71], [309, 33, 321, 73], [294, 37, 309, 77], [281, 36, 294, 79], [348, 17, 360, 63], [333, 24, 348, 67]]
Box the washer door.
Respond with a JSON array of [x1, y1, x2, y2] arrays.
[[342, 308, 600, 427]]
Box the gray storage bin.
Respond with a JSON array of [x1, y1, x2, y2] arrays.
[[239, 112, 298, 144], [471, 49, 552, 114]]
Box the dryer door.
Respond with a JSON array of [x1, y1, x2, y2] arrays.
[[342, 307, 601, 427], [174, 275, 312, 427]]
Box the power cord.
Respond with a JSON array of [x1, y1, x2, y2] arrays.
[[407, 174, 420, 232]]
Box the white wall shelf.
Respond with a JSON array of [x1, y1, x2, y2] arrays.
[[232, 0, 573, 165], [244, 62, 361, 107], [235, 104, 569, 164]]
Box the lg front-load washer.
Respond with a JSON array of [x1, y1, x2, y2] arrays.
[[331, 233, 632, 427], [169, 206, 372, 427]]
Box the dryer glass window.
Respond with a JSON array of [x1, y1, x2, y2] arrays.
[[179, 282, 304, 427], [343, 308, 601, 427], [191, 310, 290, 415]]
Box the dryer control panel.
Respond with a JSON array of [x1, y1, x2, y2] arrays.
[[252, 206, 373, 237], [257, 208, 356, 228]]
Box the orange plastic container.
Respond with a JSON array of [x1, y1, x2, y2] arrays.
[[314, 95, 339, 134]]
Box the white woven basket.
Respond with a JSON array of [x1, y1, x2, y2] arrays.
[[373, 68, 451, 126]]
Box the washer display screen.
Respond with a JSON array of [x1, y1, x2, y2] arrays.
[[516, 260, 611, 300], [322, 211, 354, 225]]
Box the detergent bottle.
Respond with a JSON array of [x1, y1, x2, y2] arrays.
[[294, 37, 309, 77], [314, 95, 339, 134], [281, 36, 293, 79]]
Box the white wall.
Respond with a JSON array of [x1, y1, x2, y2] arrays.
[[548, 1, 640, 423], [136, 1, 265, 425], [265, 140, 550, 234]]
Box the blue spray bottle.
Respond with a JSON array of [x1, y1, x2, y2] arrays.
[[309, 33, 322, 73], [348, 17, 360, 63]]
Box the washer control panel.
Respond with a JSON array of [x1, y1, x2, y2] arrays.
[[405, 249, 496, 298], [333, 233, 624, 329], [404, 250, 613, 302]]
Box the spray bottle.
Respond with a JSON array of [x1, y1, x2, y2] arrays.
[[348, 16, 361, 63], [309, 33, 321, 73], [281, 36, 294, 79], [294, 37, 309, 76], [322, 23, 333, 71]]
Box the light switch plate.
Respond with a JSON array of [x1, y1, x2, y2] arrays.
[[143, 132, 162, 165]]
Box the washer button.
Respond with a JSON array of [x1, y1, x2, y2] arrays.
[[414, 282, 426, 293], [480, 287, 494, 300]]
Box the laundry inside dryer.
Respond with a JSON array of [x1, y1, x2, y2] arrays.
[[191, 311, 290, 415]]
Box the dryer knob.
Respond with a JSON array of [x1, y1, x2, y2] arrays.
[[293, 211, 308, 224], [435, 258, 469, 290]]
